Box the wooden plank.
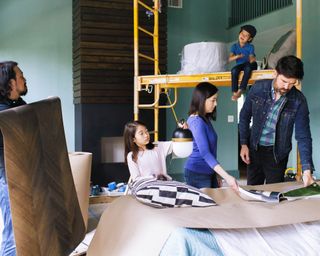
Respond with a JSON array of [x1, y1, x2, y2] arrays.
[[75, 97, 133, 104], [81, 21, 167, 33], [0, 98, 85, 255], [80, 0, 132, 7], [78, 41, 167, 53], [73, 76, 133, 85], [74, 90, 132, 97], [73, 0, 167, 104], [79, 48, 133, 57], [77, 55, 134, 64]]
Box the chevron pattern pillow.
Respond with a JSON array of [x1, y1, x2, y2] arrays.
[[130, 177, 216, 208]]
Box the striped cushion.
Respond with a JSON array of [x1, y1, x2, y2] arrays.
[[130, 177, 216, 208]]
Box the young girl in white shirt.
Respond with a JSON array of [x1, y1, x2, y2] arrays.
[[124, 120, 173, 181]]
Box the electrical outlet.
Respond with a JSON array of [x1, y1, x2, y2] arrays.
[[227, 115, 234, 123]]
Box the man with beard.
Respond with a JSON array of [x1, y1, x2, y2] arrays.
[[239, 55, 315, 187], [0, 61, 28, 255]]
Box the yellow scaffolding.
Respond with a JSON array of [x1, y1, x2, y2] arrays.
[[133, 0, 160, 127], [133, 0, 303, 177]]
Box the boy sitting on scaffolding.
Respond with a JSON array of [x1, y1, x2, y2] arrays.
[[229, 24, 258, 101]]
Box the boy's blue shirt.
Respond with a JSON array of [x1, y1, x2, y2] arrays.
[[230, 42, 255, 65]]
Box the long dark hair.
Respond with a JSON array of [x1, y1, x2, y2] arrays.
[[123, 120, 154, 163], [0, 61, 18, 100], [188, 82, 218, 122]]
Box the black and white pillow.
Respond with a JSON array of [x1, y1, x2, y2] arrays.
[[130, 177, 216, 208]]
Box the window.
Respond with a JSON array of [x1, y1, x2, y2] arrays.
[[168, 0, 183, 9], [229, 0, 293, 27]]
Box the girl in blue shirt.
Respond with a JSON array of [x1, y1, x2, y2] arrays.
[[185, 82, 238, 190]]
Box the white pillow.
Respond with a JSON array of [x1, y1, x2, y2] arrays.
[[130, 177, 216, 208]]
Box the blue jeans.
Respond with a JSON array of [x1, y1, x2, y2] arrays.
[[184, 169, 218, 189], [231, 61, 257, 92], [0, 152, 16, 256]]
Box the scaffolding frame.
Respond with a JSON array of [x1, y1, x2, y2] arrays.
[[133, 0, 303, 177]]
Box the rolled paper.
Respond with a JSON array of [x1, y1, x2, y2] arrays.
[[69, 152, 92, 230]]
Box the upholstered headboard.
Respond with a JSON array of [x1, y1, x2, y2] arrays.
[[0, 97, 85, 255]]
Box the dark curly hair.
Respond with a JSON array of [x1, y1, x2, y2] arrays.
[[0, 61, 18, 100]]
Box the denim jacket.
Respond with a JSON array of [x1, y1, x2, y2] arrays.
[[0, 97, 26, 153], [239, 79, 314, 172]]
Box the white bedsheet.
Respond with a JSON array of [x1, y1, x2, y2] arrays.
[[212, 221, 320, 256], [0, 209, 2, 245]]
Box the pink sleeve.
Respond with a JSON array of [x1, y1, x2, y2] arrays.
[[158, 141, 173, 156], [127, 152, 140, 180]]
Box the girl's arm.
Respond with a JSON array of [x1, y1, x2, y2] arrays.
[[157, 141, 173, 180], [127, 153, 141, 181], [157, 141, 173, 156]]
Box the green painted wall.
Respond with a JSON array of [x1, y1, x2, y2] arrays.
[[167, 0, 320, 179], [0, 0, 74, 150]]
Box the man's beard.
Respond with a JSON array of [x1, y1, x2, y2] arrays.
[[279, 89, 289, 95], [19, 86, 28, 96], [275, 87, 288, 96]]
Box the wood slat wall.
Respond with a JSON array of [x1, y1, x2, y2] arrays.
[[73, 0, 167, 104]]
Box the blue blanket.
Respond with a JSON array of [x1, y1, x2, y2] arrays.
[[160, 228, 223, 256]]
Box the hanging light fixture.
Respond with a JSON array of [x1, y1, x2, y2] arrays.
[[171, 121, 193, 158]]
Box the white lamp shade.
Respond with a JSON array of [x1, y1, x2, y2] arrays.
[[172, 141, 193, 158]]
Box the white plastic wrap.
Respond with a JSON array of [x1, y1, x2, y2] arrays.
[[178, 42, 228, 74]]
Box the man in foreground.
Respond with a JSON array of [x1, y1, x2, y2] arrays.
[[239, 55, 315, 187], [0, 61, 28, 255]]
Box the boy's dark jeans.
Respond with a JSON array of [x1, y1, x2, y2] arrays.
[[247, 145, 288, 185], [231, 61, 258, 92]]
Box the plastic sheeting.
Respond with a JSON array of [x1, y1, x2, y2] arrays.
[[178, 42, 228, 74], [266, 29, 296, 69]]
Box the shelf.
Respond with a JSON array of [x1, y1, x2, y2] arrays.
[[137, 69, 274, 89]]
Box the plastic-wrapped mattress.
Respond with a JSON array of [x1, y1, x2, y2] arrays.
[[178, 42, 228, 74]]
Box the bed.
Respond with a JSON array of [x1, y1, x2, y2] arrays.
[[87, 182, 320, 256]]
